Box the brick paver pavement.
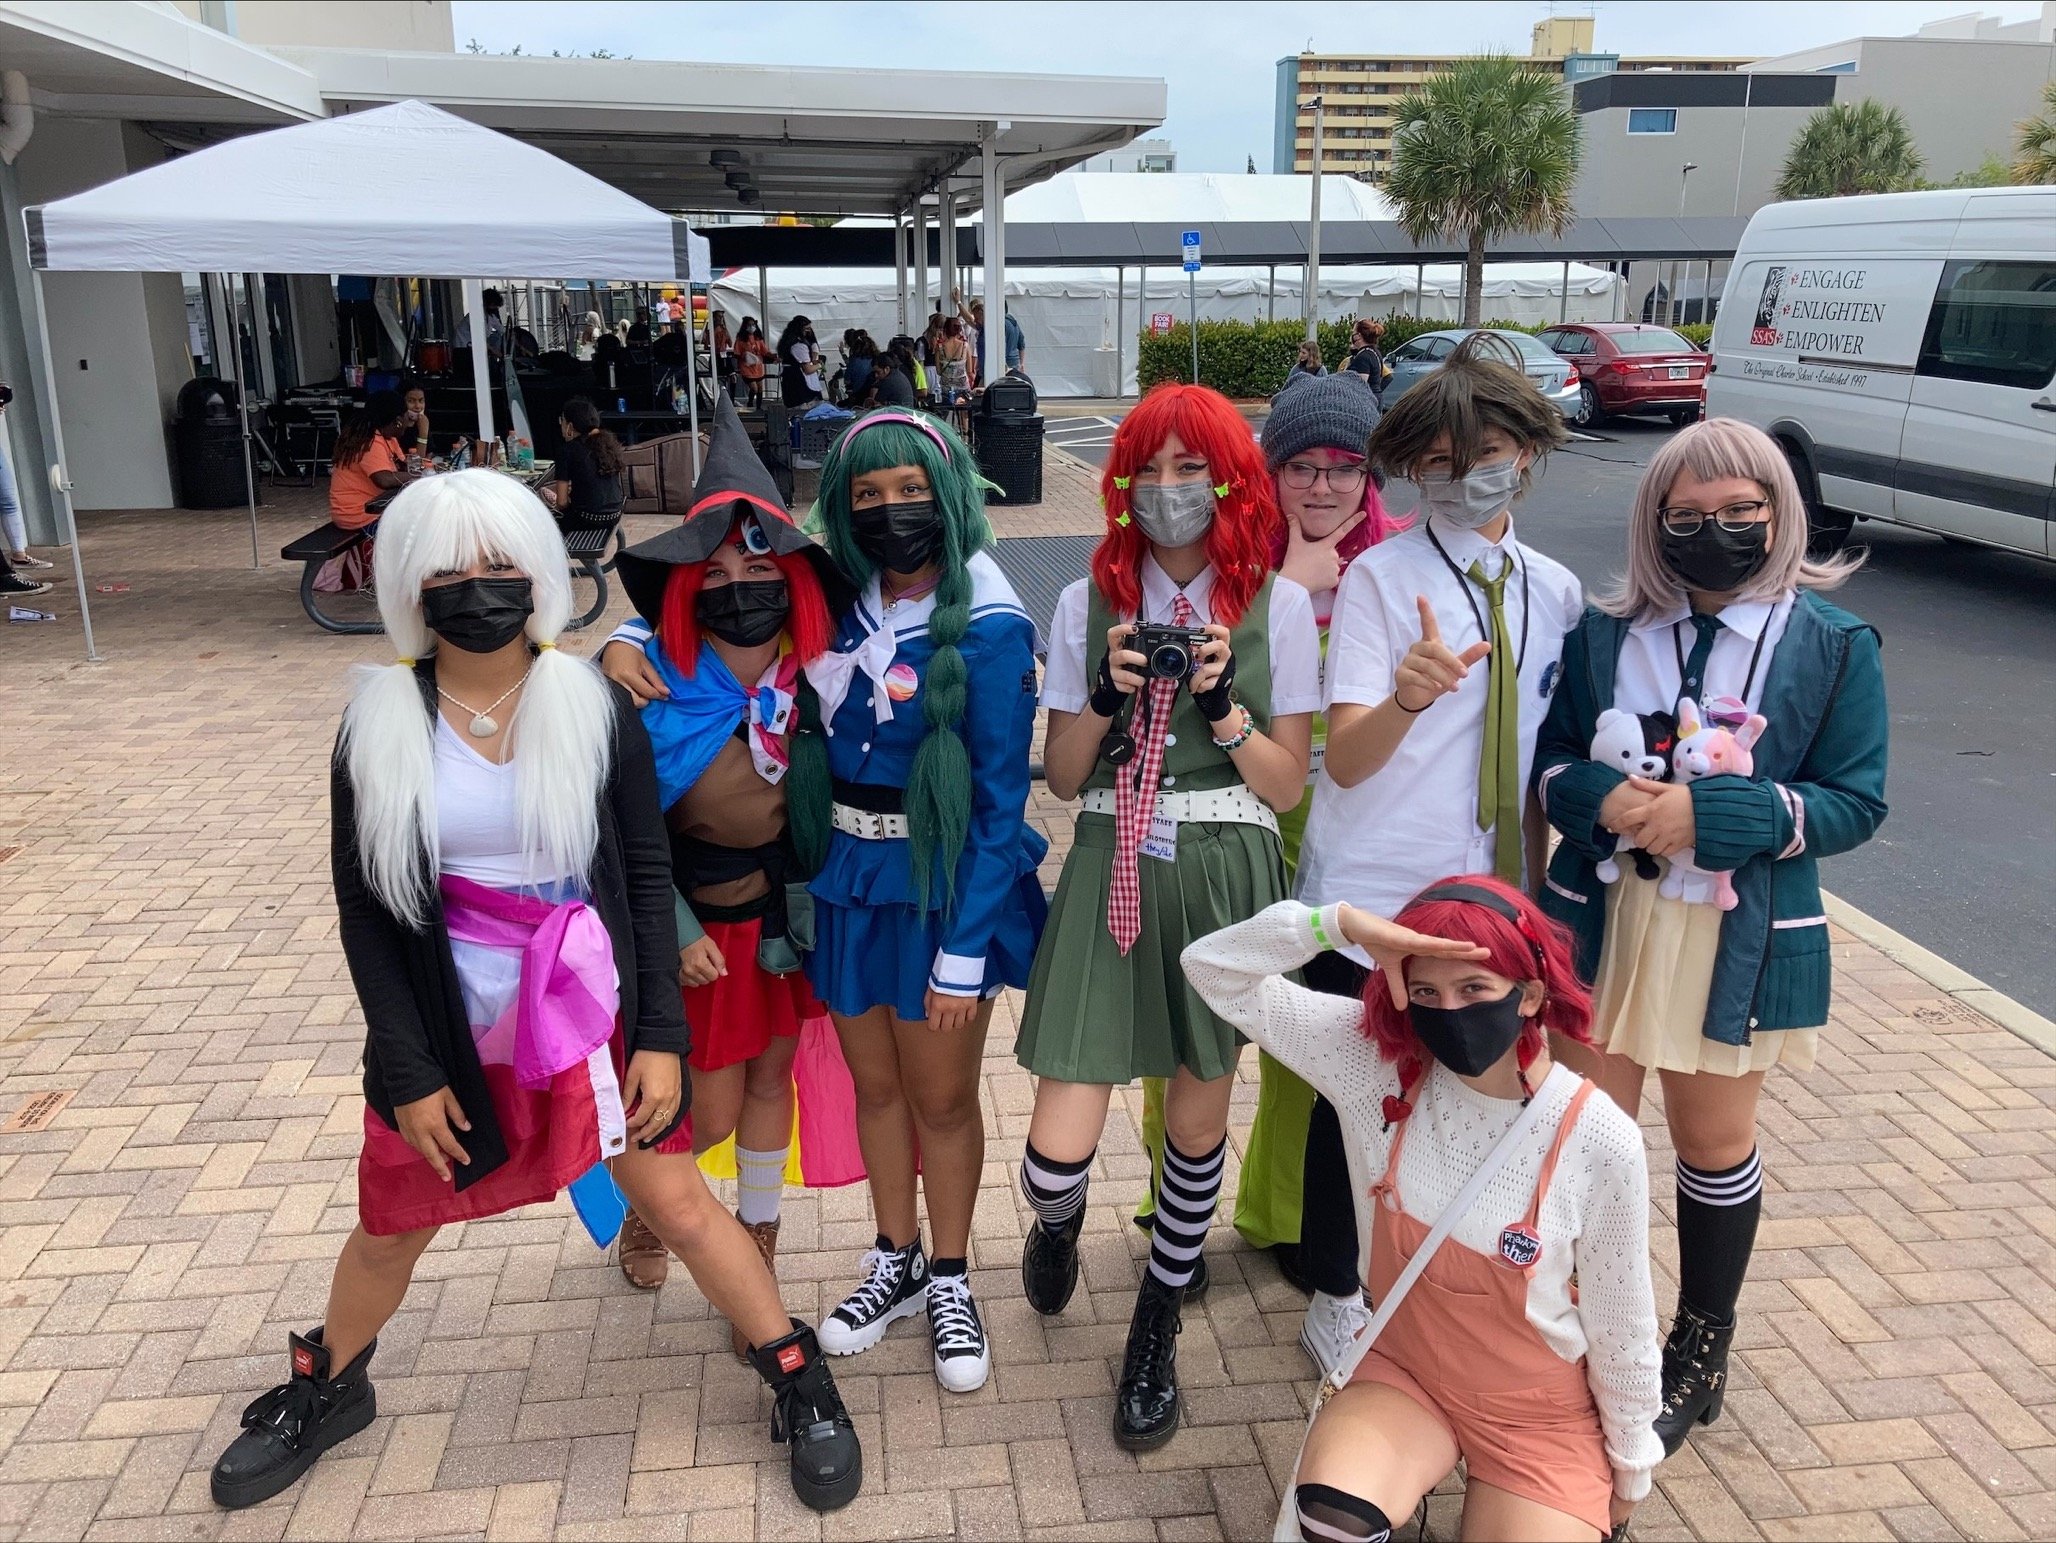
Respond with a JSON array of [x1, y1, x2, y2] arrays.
[[0, 460, 2052, 1541]]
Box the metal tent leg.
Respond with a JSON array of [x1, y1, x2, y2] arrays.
[[27, 269, 97, 661]]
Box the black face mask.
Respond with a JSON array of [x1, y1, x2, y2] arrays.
[[851, 497, 944, 575], [1660, 523, 1772, 595], [422, 577, 533, 654], [695, 579, 789, 647], [1409, 986, 1528, 1078]]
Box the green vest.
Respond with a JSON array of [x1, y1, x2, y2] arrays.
[[1083, 575, 1275, 798]]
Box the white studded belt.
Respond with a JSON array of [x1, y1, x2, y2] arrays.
[[1078, 783, 1280, 837], [831, 802, 910, 840]]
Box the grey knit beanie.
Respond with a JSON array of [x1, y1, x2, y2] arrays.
[[1261, 371, 1383, 468]]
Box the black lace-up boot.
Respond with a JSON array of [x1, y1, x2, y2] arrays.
[[1654, 1299, 1737, 1455], [211, 1329, 377, 1509], [1021, 1211, 1085, 1316], [1114, 1272, 1185, 1450], [748, 1319, 863, 1511]]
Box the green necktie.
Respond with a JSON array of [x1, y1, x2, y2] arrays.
[[1466, 559, 1522, 883], [1679, 613, 1723, 704]]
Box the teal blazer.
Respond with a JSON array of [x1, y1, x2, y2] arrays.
[[1533, 591, 1888, 1046]]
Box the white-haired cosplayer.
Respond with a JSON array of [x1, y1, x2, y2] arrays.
[[209, 471, 862, 1516]]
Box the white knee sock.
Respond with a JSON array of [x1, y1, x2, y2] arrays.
[[735, 1144, 786, 1226]]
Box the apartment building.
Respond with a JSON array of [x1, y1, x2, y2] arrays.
[[1273, 16, 1749, 177]]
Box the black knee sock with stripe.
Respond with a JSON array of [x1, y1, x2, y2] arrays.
[[1021, 1141, 1092, 1231], [1675, 1148, 1763, 1325], [1147, 1134, 1225, 1290]]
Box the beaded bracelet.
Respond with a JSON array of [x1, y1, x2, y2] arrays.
[[1210, 704, 1255, 752]]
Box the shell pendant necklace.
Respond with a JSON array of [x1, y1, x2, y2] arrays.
[[438, 661, 533, 738]]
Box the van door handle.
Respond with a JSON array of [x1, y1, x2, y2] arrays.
[[2033, 398, 2056, 412]]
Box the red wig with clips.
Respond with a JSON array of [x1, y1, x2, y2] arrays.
[[1094, 383, 1281, 627]]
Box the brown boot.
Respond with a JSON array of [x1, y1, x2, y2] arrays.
[[617, 1208, 669, 1291], [732, 1215, 782, 1359]]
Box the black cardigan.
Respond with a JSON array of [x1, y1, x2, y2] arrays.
[[332, 661, 687, 1191]]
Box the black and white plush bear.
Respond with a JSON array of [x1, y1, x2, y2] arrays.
[[1589, 707, 1678, 883]]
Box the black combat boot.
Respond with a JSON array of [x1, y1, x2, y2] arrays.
[[1021, 1211, 1085, 1316], [749, 1319, 863, 1511], [1654, 1299, 1737, 1455], [211, 1329, 377, 1509], [1114, 1272, 1185, 1450]]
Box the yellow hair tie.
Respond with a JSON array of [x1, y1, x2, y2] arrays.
[[396, 657, 416, 667], [538, 641, 557, 651]]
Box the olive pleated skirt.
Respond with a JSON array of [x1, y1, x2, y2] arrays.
[[1015, 812, 1288, 1085]]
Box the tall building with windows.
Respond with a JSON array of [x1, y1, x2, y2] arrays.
[[1274, 17, 1750, 177]]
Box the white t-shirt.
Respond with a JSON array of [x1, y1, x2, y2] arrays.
[[1040, 555, 1323, 720], [1612, 594, 1794, 719], [1182, 899, 1663, 1502], [1296, 514, 1584, 928], [433, 716, 572, 891]]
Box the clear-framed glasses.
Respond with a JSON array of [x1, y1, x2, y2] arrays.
[[1279, 461, 1368, 493], [1659, 499, 1772, 536]]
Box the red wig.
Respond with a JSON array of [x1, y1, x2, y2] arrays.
[[1358, 875, 1595, 1104], [655, 524, 834, 676], [1095, 383, 1281, 626]]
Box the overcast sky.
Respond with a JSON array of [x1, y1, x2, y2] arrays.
[[448, 1, 2048, 175]]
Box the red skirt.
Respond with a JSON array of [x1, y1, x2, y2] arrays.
[[357, 1046, 616, 1236], [685, 916, 826, 1073]]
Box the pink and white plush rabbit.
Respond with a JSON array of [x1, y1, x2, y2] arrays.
[[1658, 695, 1768, 911]]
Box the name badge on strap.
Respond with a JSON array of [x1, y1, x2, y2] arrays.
[[1141, 812, 1179, 863]]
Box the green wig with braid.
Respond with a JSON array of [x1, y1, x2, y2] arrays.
[[814, 410, 994, 909]]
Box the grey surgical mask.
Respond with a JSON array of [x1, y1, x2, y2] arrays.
[[1417, 456, 1525, 530], [1128, 481, 1218, 548]]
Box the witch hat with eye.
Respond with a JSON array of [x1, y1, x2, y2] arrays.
[[615, 391, 851, 623]]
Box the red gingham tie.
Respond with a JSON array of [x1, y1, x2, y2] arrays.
[[1109, 594, 1194, 955]]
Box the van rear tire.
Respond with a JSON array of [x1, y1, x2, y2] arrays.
[[1780, 439, 1854, 558]]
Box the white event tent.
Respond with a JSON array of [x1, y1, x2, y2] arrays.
[[22, 98, 711, 660]]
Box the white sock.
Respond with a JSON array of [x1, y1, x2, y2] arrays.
[[735, 1144, 786, 1226]]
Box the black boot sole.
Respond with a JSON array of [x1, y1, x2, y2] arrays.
[[789, 1446, 863, 1512], [210, 1386, 376, 1510], [1114, 1396, 1181, 1452]]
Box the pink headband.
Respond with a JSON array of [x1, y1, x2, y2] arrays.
[[842, 410, 952, 463]]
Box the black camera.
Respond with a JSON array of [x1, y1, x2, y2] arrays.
[[1131, 623, 1211, 682]]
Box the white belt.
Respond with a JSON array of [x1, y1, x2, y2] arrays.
[[1079, 784, 1280, 837], [832, 802, 909, 840]]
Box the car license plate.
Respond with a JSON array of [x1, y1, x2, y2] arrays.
[[1668, 365, 1691, 379]]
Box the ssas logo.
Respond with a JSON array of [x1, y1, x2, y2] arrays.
[[1749, 266, 1786, 347]]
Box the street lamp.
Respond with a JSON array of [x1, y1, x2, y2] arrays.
[[1301, 94, 1324, 343], [1678, 161, 1699, 217]]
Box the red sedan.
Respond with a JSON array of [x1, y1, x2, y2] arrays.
[[1536, 323, 1708, 428]]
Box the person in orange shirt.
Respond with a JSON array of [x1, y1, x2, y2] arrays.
[[322, 391, 414, 591]]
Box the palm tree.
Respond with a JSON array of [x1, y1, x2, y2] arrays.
[[1774, 100, 1924, 200], [1383, 55, 1580, 327], [2015, 80, 2056, 185]]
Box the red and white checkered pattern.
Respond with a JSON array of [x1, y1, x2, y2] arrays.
[[1108, 594, 1194, 954]]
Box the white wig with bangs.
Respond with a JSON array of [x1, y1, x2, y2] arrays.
[[340, 469, 614, 927], [1598, 416, 1862, 620]]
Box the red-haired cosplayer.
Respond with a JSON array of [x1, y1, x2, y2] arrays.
[[1184, 879, 1661, 1543], [1013, 383, 1321, 1449], [601, 396, 864, 1335]]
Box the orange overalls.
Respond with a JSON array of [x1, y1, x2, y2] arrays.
[[1350, 1079, 1614, 1538]]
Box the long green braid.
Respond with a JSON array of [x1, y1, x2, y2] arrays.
[[785, 677, 831, 879], [813, 412, 993, 910]]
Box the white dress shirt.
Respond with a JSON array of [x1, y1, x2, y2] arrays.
[[1295, 514, 1584, 931], [1612, 594, 1795, 720], [1041, 554, 1322, 719]]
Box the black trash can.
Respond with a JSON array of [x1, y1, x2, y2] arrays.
[[174, 377, 249, 509], [974, 409, 1044, 506]]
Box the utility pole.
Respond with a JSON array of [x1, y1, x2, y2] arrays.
[[1303, 94, 1324, 343]]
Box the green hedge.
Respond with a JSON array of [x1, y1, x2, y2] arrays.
[[1675, 322, 1713, 349], [1135, 314, 1548, 398]]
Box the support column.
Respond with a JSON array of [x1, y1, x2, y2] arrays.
[[914, 202, 930, 334], [1114, 264, 1125, 400], [28, 269, 98, 661], [1560, 259, 1571, 323], [462, 278, 495, 449], [941, 191, 957, 321], [894, 212, 909, 335], [1268, 264, 1277, 323], [981, 153, 1006, 387], [226, 274, 260, 568]]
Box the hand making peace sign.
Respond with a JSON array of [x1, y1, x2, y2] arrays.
[[1278, 506, 1370, 599], [1393, 594, 1492, 713]]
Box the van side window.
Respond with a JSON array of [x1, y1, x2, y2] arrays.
[[1915, 260, 2056, 391]]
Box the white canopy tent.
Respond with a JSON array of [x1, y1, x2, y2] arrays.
[[22, 98, 711, 659], [709, 261, 1623, 398]]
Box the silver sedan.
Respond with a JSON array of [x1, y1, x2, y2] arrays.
[[1381, 328, 1581, 417]]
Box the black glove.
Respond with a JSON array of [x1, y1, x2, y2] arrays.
[[1191, 646, 1238, 725], [1089, 648, 1127, 719]]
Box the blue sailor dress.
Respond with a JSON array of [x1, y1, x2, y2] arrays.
[[804, 550, 1049, 1022]]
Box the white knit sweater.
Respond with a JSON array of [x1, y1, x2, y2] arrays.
[[1183, 900, 1665, 1502]]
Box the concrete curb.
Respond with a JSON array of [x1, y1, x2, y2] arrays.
[[1825, 890, 2056, 1058], [1045, 442, 1099, 478]]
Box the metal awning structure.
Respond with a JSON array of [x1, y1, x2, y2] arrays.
[[706, 215, 1753, 270]]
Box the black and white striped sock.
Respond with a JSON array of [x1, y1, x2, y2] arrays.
[[1675, 1148, 1763, 1324], [1147, 1134, 1225, 1290], [1021, 1141, 1092, 1231]]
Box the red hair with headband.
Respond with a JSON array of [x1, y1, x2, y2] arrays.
[[1359, 875, 1594, 1110], [1095, 383, 1280, 626]]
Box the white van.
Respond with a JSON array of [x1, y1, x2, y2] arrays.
[[1705, 186, 2055, 559]]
